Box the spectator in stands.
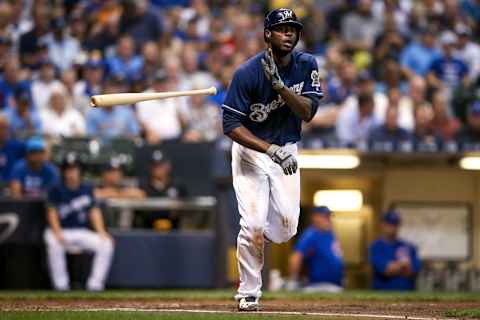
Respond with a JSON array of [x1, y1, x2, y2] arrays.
[[141, 41, 162, 82], [342, 71, 388, 124], [400, 27, 441, 78], [452, 70, 480, 124], [337, 93, 379, 146], [287, 206, 344, 292], [369, 106, 412, 151], [412, 105, 438, 147], [429, 90, 461, 142], [44, 18, 81, 72], [136, 150, 186, 229], [44, 153, 113, 291], [40, 84, 86, 139], [73, 60, 105, 114], [386, 87, 414, 130], [0, 57, 30, 110], [94, 159, 145, 200], [456, 101, 480, 145], [18, 5, 51, 68], [5, 86, 42, 138], [86, 77, 140, 140], [183, 85, 221, 143], [369, 210, 421, 290], [9, 136, 59, 199], [341, 0, 380, 52], [427, 31, 469, 92], [136, 70, 186, 144], [31, 60, 62, 111], [373, 13, 406, 79], [455, 24, 480, 81], [106, 35, 143, 82], [394, 77, 429, 128], [118, 0, 164, 47], [0, 115, 24, 182]]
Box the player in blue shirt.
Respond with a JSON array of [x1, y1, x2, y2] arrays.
[[44, 153, 113, 291], [0, 115, 25, 181], [9, 137, 59, 198], [288, 206, 344, 292], [222, 8, 322, 311], [369, 210, 421, 291]]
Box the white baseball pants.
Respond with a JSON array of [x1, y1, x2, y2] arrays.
[[232, 142, 300, 299], [44, 228, 114, 291]]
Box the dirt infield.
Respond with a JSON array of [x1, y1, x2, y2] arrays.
[[1, 298, 479, 318]]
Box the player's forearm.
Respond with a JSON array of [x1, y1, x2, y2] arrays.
[[288, 252, 303, 280], [276, 87, 312, 121], [47, 207, 63, 233], [90, 207, 107, 234], [227, 126, 271, 153]]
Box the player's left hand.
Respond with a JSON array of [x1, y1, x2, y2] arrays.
[[266, 144, 298, 175], [261, 48, 285, 90]]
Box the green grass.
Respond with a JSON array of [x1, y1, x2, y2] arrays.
[[444, 309, 480, 318], [0, 311, 356, 320], [0, 289, 478, 302]]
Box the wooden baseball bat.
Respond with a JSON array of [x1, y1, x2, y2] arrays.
[[90, 86, 217, 107]]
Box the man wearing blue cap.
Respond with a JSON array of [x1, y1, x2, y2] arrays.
[[369, 210, 421, 290], [9, 137, 59, 198], [287, 206, 344, 292]]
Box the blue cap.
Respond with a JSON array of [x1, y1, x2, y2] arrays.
[[312, 206, 332, 215], [469, 100, 480, 115], [26, 137, 46, 152], [383, 210, 401, 225]]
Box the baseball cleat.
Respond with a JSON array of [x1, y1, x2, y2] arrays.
[[238, 296, 260, 311]]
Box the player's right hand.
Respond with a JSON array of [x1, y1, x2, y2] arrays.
[[266, 144, 298, 175]]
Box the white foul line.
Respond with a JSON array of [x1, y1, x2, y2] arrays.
[[76, 307, 453, 320]]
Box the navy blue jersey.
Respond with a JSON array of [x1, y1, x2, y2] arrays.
[[10, 159, 59, 197], [48, 182, 97, 229], [369, 238, 421, 290], [294, 227, 344, 286], [222, 51, 323, 145]]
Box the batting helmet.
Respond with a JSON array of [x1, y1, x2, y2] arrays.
[[264, 8, 303, 32]]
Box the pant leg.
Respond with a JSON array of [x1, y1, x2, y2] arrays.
[[44, 229, 69, 290], [65, 229, 114, 291], [232, 142, 271, 299], [264, 143, 301, 243]]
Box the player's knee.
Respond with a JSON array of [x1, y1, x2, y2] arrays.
[[44, 230, 60, 248], [238, 225, 265, 246]]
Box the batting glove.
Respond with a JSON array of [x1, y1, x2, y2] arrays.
[[266, 144, 298, 175], [261, 48, 285, 90]]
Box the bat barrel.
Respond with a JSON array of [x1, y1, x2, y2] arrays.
[[90, 86, 217, 107]]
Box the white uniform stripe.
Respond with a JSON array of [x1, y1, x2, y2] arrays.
[[302, 91, 324, 96], [222, 104, 247, 116]]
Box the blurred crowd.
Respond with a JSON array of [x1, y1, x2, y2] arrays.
[[0, 0, 479, 177]]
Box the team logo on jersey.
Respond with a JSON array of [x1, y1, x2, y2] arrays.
[[249, 82, 304, 122], [311, 70, 321, 89], [279, 9, 293, 21]]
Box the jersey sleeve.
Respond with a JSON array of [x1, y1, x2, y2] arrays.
[[301, 57, 323, 121], [222, 68, 251, 134], [302, 57, 324, 99], [294, 229, 315, 256]]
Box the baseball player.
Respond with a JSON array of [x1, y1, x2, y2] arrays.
[[44, 154, 114, 291], [222, 8, 323, 311]]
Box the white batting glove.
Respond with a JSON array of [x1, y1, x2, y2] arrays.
[[266, 144, 298, 175], [261, 48, 285, 90]]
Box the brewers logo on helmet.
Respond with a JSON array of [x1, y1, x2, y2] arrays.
[[264, 8, 303, 31]]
